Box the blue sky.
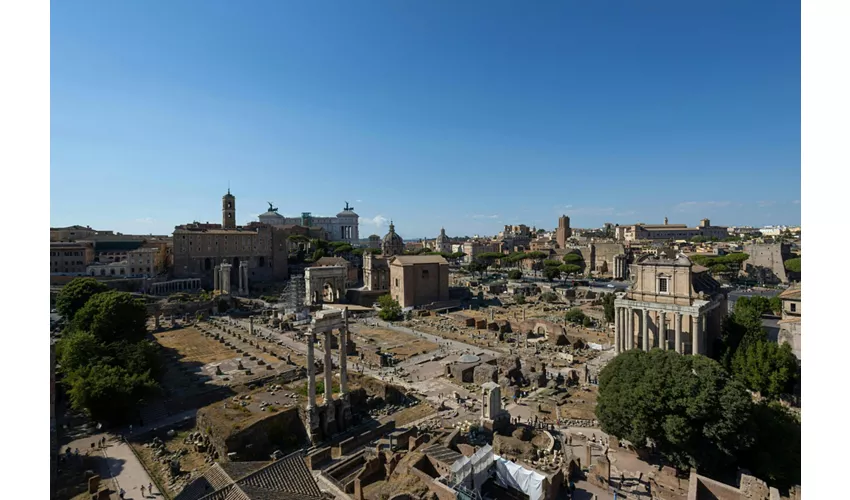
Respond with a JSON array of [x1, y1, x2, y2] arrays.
[[51, 1, 800, 239]]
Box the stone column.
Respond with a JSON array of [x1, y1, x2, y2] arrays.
[[238, 262, 244, 295], [249, 316, 254, 336], [659, 311, 667, 350], [693, 314, 703, 355], [675, 313, 683, 354], [340, 308, 349, 396], [307, 330, 316, 409], [242, 261, 249, 295], [642, 309, 649, 351], [626, 308, 633, 350], [324, 330, 334, 404], [614, 308, 621, 353]]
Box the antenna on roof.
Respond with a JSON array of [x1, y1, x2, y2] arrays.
[[227, 181, 230, 195]]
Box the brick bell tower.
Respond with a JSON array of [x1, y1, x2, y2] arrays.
[[222, 188, 236, 229]]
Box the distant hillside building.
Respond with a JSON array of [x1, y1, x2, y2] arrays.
[[258, 201, 359, 243], [615, 218, 727, 242], [172, 190, 289, 289]]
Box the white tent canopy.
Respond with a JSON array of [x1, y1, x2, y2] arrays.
[[493, 455, 546, 500]]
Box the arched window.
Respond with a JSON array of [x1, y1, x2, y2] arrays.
[[205, 258, 211, 271], [258, 256, 265, 267]]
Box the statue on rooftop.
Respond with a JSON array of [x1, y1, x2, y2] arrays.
[[344, 201, 354, 211], [267, 202, 278, 213]]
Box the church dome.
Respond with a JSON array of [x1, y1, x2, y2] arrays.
[[383, 222, 403, 245]]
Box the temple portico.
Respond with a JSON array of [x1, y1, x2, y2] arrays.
[[614, 253, 727, 357], [305, 308, 353, 444], [149, 278, 202, 296], [613, 299, 723, 355]]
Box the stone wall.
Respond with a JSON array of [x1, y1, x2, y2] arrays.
[[196, 405, 307, 462], [742, 243, 792, 284], [305, 447, 332, 470]]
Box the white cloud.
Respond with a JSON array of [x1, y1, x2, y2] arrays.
[[362, 215, 388, 228], [673, 201, 732, 213], [757, 200, 776, 208], [470, 214, 499, 219], [135, 217, 155, 224], [355, 199, 363, 203]]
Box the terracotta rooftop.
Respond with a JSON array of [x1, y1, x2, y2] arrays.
[[779, 287, 801, 300], [390, 255, 448, 265], [176, 452, 323, 500]]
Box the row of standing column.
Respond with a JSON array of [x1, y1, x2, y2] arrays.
[[307, 309, 349, 410], [614, 307, 704, 355], [152, 279, 200, 295]]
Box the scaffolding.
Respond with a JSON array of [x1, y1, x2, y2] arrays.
[[281, 274, 306, 315]]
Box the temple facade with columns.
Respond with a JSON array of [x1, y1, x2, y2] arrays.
[[305, 308, 353, 444], [613, 253, 728, 356]]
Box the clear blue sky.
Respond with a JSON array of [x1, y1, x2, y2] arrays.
[[51, 1, 800, 239]]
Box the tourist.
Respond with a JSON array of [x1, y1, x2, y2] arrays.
[[141, 485, 146, 497], [148, 482, 153, 494], [119, 487, 126, 499]]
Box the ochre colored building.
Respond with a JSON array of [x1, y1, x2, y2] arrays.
[[389, 255, 450, 308]]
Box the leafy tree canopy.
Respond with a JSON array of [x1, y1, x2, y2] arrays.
[[732, 341, 799, 400], [558, 264, 582, 276], [332, 244, 353, 255], [564, 308, 587, 324], [543, 259, 562, 268], [602, 293, 616, 323], [526, 251, 549, 260], [597, 350, 755, 476], [543, 267, 561, 282], [72, 291, 149, 344], [507, 270, 523, 280], [376, 294, 402, 321], [784, 257, 801, 273], [56, 278, 109, 320], [65, 363, 160, 424], [562, 253, 583, 264]]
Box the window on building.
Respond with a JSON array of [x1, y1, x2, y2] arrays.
[[658, 277, 669, 294], [790, 303, 797, 312], [422, 269, 429, 279], [395, 278, 399, 287]]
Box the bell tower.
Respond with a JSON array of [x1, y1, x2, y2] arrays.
[[222, 188, 236, 229]]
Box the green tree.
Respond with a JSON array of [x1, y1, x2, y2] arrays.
[[732, 341, 799, 400], [312, 248, 326, 261], [597, 350, 755, 476], [507, 270, 523, 280], [602, 293, 616, 323], [740, 402, 801, 489], [352, 248, 364, 256], [515, 294, 526, 305], [543, 259, 562, 268], [332, 243, 353, 255], [558, 264, 582, 277], [582, 316, 592, 327], [709, 263, 730, 275], [543, 267, 561, 282], [65, 363, 160, 424], [72, 291, 149, 343], [376, 294, 402, 321], [784, 257, 801, 273], [769, 295, 782, 314], [467, 262, 486, 278], [56, 278, 109, 320], [562, 253, 583, 264], [564, 308, 586, 324], [540, 291, 559, 303]]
